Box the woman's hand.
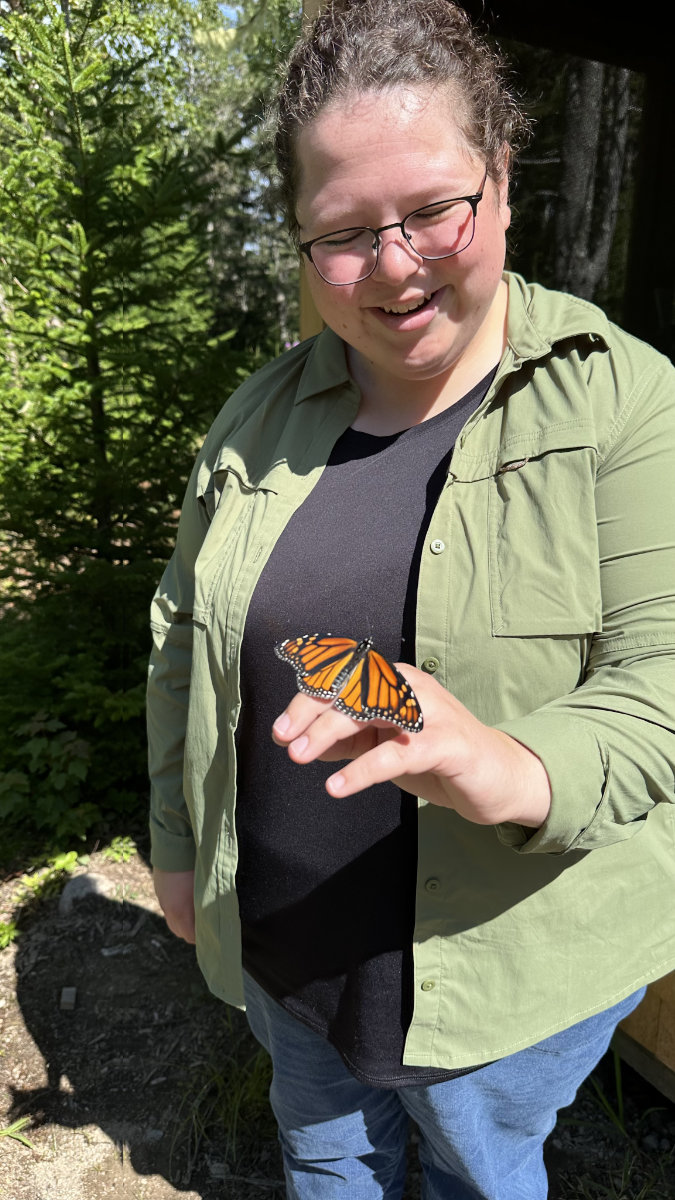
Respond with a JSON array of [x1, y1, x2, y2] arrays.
[[272, 665, 551, 830], [153, 868, 196, 944]]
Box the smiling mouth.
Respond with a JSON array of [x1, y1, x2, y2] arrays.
[[380, 291, 433, 315]]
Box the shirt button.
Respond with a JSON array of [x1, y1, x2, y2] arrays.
[[421, 979, 436, 992], [425, 877, 441, 892], [430, 539, 445, 554], [421, 657, 439, 674]]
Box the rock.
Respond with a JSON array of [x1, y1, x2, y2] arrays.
[[60, 986, 77, 1011], [59, 873, 115, 915]]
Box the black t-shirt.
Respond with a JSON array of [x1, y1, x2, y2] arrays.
[[235, 371, 495, 1086]]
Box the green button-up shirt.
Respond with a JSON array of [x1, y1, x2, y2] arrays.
[[148, 273, 675, 1069]]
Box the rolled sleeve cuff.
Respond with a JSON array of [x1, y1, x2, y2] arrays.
[[493, 712, 607, 854], [149, 816, 197, 871]]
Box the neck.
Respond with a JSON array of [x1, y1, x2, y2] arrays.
[[348, 279, 508, 436]]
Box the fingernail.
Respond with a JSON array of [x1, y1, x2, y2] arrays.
[[273, 713, 291, 735], [292, 735, 309, 754], [328, 772, 345, 794]]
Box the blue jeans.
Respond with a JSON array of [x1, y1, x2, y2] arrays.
[[243, 973, 645, 1200]]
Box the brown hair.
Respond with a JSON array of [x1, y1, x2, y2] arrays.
[[274, 0, 530, 242]]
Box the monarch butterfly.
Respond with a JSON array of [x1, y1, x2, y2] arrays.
[[274, 633, 423, 732]]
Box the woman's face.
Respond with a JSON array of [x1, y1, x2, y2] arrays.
[[295, 87, 511, 397]]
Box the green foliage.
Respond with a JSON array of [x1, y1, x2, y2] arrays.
[[15, 851, 81, 903], [0, 849, 84, 949], [0, 714, 93, 843], [101, 834, 137, 862], [194, 0, 302, 352], [0, 920, 20, 950], [0, 1116, 37, 1150], [0, 0, 265, 845], [0, 0, 302, 848]]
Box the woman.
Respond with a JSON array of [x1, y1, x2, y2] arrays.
[[148, 1, 675, 1196]]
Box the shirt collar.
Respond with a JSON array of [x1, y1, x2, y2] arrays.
[[293, 272, 613, 407], [504, 271, 611, 364], [294, 326, 354, 405]]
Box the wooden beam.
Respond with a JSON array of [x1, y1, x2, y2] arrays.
[[299, 267, 325, 340], [614, 1030, 675, 1105]]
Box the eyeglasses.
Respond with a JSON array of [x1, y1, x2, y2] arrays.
[[299, 168, 488, 286]]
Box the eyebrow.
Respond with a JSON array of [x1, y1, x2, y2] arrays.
[[299, 182, 482, 235]]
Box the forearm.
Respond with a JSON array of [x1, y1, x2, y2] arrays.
[[496, 651, 675, 853]]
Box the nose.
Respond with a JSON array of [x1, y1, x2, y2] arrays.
[[372, 228, 424, 282]]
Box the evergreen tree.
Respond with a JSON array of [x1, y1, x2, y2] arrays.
[[191, 0, 303, 354], [0, 0, 245, 844]]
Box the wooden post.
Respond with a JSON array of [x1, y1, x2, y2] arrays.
[[299, 0, 325, 340], [302, 0, 322, 23], [300, 261, 324, 341], [617, 975, 675, 1102]]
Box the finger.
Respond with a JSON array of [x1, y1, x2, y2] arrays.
[[325, 733, 420, 797], [315, 728, 380, 761], [286, 706, 377, 764], [271, 692, 334, 743]]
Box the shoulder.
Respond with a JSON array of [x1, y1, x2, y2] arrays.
[[201, 337, 318, 451], [504, 273, 675, 452], [506, 271, 671, 374], [196, 328, 350, 459], [184, 328, 356, 504]]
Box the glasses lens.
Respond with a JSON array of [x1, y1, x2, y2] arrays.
[[310, 229, 376, 285], [405, 199, 475, 260]]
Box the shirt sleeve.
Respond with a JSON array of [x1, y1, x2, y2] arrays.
[[495, 353, 675, 854], [147, 454, 211, 871]]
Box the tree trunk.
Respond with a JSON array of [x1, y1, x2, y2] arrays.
[[554, 59, 631, 300]]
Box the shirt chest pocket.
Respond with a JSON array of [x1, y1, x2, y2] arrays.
[[487, 434, 602, 637]]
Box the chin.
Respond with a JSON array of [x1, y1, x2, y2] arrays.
[[396, 349, 461, 379]]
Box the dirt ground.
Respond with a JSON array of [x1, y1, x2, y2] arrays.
[[1, 850, 674, 1200], [0, 850, 285, 1200]]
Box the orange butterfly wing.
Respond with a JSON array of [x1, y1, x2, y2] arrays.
[[275, 634, 423, 732], [275, 634, 362, 697], [333, 648, 423, 731]]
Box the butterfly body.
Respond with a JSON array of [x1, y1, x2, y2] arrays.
[[274, 633, 423, 732]]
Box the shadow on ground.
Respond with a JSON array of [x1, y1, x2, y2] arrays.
[[2, 853, 674, 1199], [2, 857, 282, 1199]]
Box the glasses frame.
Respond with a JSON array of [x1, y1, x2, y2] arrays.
[[299, 168, 489, 286]]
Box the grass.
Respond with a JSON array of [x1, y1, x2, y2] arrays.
[[588, 1049, 629, 1139], [564, 1148, 675, 1198], [0, 1117, 36, 1150], [554, 1049, 675, 1199], [169, 1011, 276, 1187]]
